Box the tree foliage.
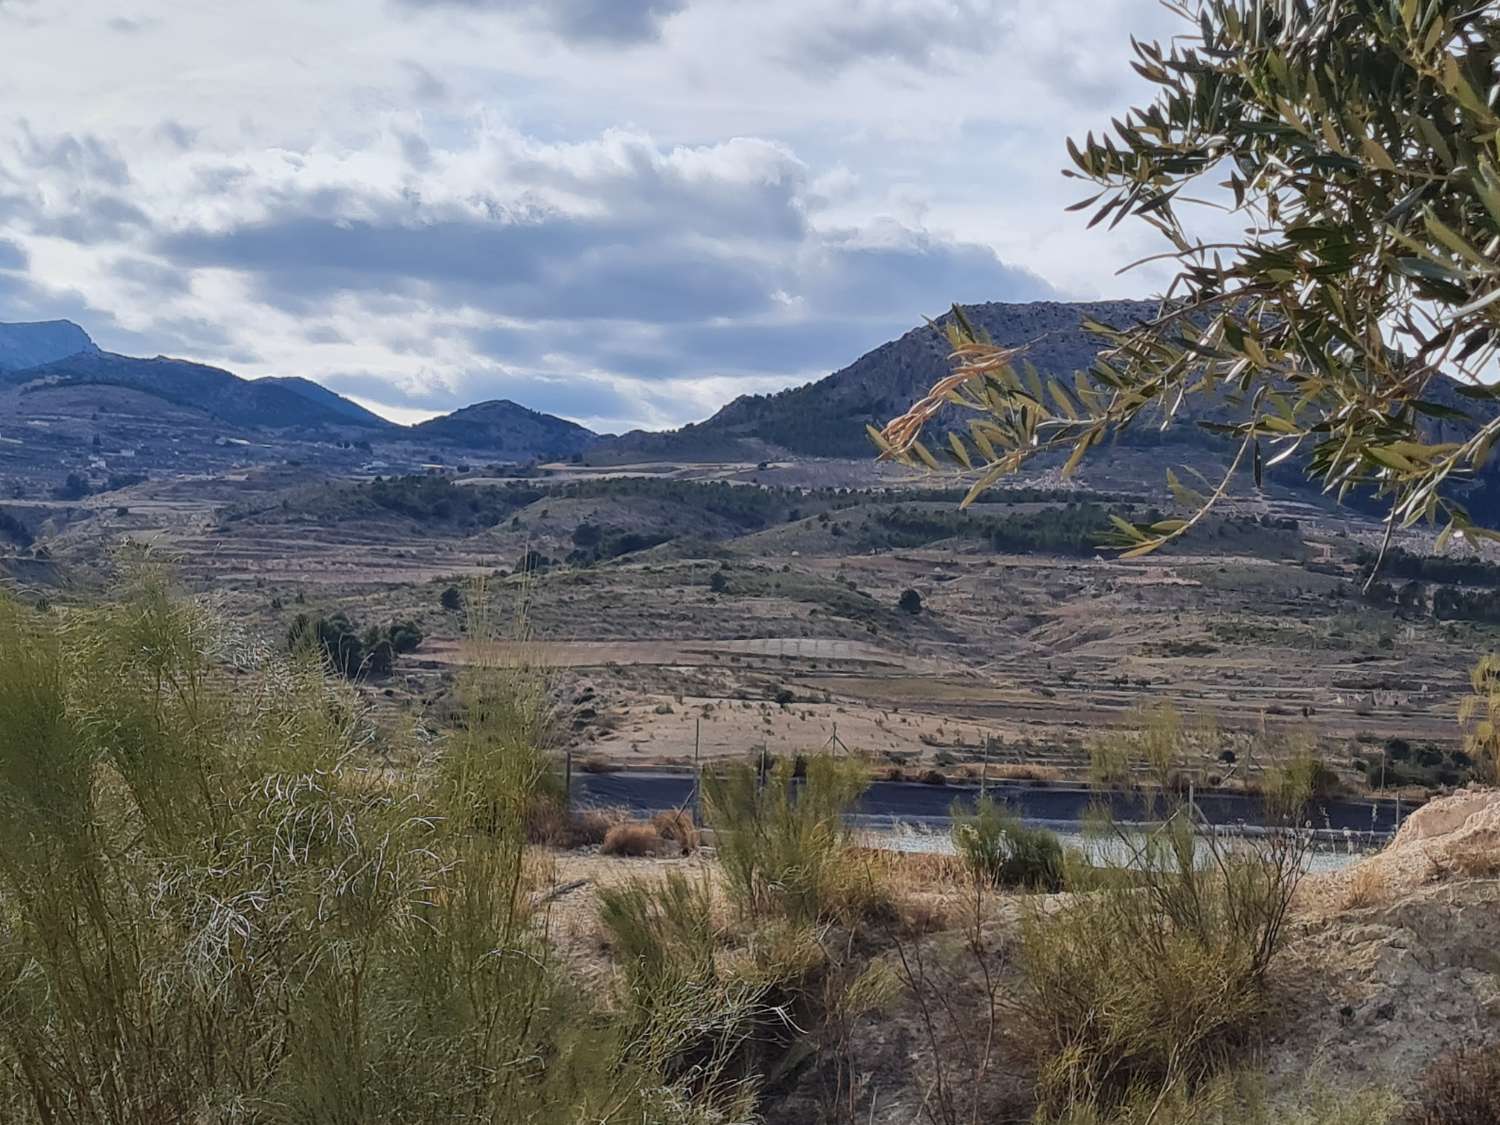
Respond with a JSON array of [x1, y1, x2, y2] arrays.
[[288, 612, 421, 679], [881, 1, 1500, 557]]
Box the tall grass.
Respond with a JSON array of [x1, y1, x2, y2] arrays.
[[0, 573, 734, 1123], [701, 753, 876, 924]]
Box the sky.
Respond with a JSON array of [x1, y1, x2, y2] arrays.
[[0, 0, 1184, 433]]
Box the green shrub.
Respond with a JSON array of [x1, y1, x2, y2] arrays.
[[952, 797, 1065, 891], [288, 611, 420, 679], [595, 875, 828, 1117], [1018, 813, 1306, 1117], [702, 754, 875, 924], [0, 573, 738, 1124], [599, 872, 720, 1009]]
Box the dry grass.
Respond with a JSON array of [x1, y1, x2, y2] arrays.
[[848, 847, 968, 933], [568, 805, 628, 847], [1430, 839, 1500, 881], [651, 809, 701, 854], [601, 821, 665, 857], [1405, 1047, 1500, 1125], [526, 800, 629, 848], [1340, 863, 1392, 911]]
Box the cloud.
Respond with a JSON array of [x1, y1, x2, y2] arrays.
[[130, 123, 1048, 426], [0, 0, 1182, 429], [784, 0, 1004, 75], [396, 0, 687, 44]]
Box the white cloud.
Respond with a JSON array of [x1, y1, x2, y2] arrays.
[[0, 0, 1184, 429]]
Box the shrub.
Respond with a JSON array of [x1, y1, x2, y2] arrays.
[[0, 572, 735, 1123], [387, 619, 423, 653], [898, 588, 923, 614], [702, 754, 874, 924], [602, 822, 664, 856], [1017, 811, 1306, 1116], [1264, 749, 1345, 803], [566, 806, 624, 847], [595, 875, 844, 1116], [652, 808, 701, 854], [1405, 1047, 1500, 1125], [288, 612, 419, 679], [952, 797, 1065, 891], [440, 584, 464, 611], [1039, 1070, 1398, 1124], [598, 872, 719, 1006]]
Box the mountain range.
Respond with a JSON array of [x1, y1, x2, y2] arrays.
[[6, 301, 1500, 522], [0, 301, 1162, 465]]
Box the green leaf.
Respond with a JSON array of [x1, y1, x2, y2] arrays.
[[1108, 514, 1148, 542], [1366, 446, 1418, 473], [948, 432, 973, 470], [911, 441, 940, 472], [1359, 136, 1396, 171]]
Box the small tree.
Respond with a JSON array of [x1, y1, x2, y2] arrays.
[[898, 588, 922, 615], [440, 585, 464, 612], [387, 620, 424, 654]]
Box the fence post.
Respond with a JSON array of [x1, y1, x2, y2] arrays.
[[693, 718, 702, 827], [980, 736, 991, 801], [564, 748, 573, 810]]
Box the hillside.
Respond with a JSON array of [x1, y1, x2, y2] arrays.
[[0, 320, 97, 372], [593, 300, 1158, 462], [412, 399, 599, 460], [261, 376, 392, 428], [5, 351, 386, 432]]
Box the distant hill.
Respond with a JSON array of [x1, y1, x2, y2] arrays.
[[593, 300, 1158, 462], [412, 399, 599, 460], [4, 351, 387, 432], [261, 376, 392, 428], [0, 320, 97, 372]]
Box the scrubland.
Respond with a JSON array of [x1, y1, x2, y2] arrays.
[[2, 575, 1497, 1124]]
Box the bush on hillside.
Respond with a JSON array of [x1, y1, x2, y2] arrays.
[[287, 612, 421, 678], [952, 797, 1065, 891]]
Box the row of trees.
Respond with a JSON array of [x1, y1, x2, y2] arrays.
[[287, 612, 423, 678]]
